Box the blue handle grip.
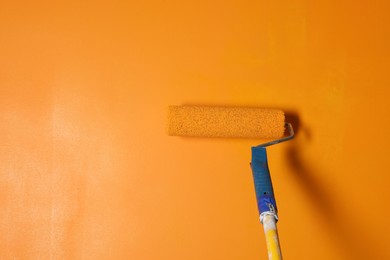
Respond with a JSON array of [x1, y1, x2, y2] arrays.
[[250, 146, 277, 215]]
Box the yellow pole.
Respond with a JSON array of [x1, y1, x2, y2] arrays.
[[262, 214, 282, 260]]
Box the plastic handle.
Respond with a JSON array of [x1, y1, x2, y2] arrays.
[[250, 146, 277, 215]]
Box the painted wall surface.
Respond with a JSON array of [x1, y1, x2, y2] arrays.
[[1, 1, 389, 259]]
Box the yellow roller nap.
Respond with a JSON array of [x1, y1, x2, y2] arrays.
[[168, 106, 285, 139]]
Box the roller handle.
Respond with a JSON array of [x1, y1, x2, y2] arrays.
[[250, 146, 278, 218], [251, 146, 282, 260]]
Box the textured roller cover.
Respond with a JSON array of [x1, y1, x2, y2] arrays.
[[168, 106, 285, 138]]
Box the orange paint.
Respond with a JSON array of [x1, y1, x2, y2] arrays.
[[0, 0, 390, 259]]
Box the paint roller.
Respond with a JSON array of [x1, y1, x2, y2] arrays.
[[168, 105, 294, 260]]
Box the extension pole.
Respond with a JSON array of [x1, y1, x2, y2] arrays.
[[262, 214, 282, 259]]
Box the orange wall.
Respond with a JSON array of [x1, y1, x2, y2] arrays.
[[1, 0, 390, 259]]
